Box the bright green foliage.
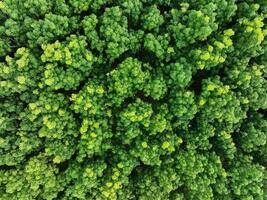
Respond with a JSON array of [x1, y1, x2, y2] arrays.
[[120, 0, 143, 24], [82, 14, 105, 52], [227, 156, 265, 200], [189, 29, 235, 70], [144, 33, 168, 60], [141, 5, 164, 31], [0, 0, 266, 199], [225, 59, 267, 110], [169, 4, 218, 49], [238, 113, 267, 153], [41, 35, 94, 90], [99, 7, 131, 60], [144, 73, 167, 100], [184, 0, 237, 24], [0, 98, 41, 166], [0, 155, 64, 200], [169, 90, 198, 127], [107, 57, 149, 105], [70, 81, 112, 161], [165, 58, 192, 87], [116, 99, 153, 144], [0, 47, 41, 98], [27, 93, 78, 139], [69, 0, 93, 13], [199, 77, 246, 124], [63, 160, 107, 199], [26, 13, 79, 47], [185, 119, 215, 150], [234, 16, 266, 58], [23, 93, 78, 164]]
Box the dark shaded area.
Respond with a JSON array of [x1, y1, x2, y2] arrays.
[[23, 146, 45, 163], [56, 151, 77, 173], [169, 186, 189, 200], [109, 50, 133, 71], [258, 108, 266, 117], [135, 44, 161, 67], [189, 70, 207, 95], [0, 165, 17, 170], [135, 91, 157, 104], [55, 82, 87, 97]]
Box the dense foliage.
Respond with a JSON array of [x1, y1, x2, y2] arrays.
[[0, 0, 266, 199]]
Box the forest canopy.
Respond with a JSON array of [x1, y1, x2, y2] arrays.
[[0, 0, 266, 199]]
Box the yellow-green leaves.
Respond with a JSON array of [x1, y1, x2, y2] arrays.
[[200, 78, 246, 124], [16, 76, 26, 84], [0, 1, 266, 200], [141, 142, 148, 149], [0, 1, 5, 9], [41, 35, 94, 90], [224, 29, 235, 37], [161, 141, 170, 149], [71, 82, 106, 116], [190, 29, 235, 70], [64, 47, 72, 65], [242, 17, 265, 44], [44, 78, 54, 86]]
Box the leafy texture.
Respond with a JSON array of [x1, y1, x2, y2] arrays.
[[0, 0, 266, 199]]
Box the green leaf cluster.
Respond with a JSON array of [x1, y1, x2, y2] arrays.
[[0, 0, 266, 199]]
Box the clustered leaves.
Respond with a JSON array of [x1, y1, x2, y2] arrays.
[[0, 0, 266, 200]]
